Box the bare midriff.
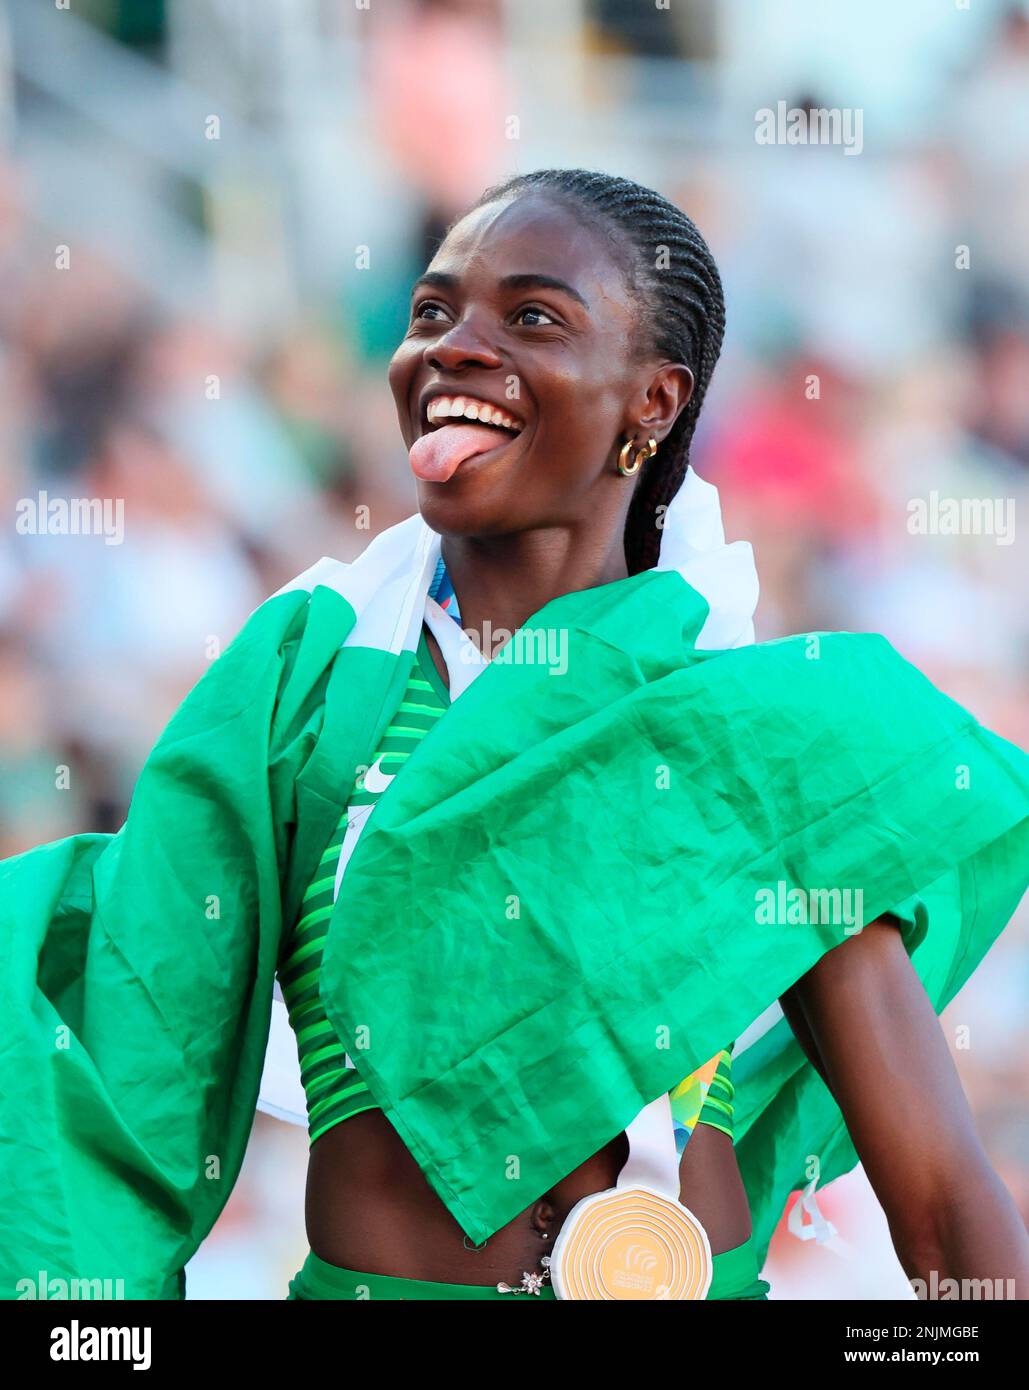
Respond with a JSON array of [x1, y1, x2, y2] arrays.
[[305, 1109, 752, 1287]]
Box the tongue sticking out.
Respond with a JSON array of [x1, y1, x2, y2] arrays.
[[409, 423, 514, 482]]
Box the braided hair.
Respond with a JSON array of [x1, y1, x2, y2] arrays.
[[464, 169, 726, 573]]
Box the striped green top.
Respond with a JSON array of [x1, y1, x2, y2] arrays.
[[280, 626, 735, 1150], [278, 630, 450, 1142]]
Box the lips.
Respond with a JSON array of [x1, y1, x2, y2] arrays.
[[409, 391, 526, 483]]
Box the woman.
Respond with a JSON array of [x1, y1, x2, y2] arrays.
[[3, 170, 1027, 1302]]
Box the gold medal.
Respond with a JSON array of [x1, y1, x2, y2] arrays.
[[550, 1182, 713, 1300]]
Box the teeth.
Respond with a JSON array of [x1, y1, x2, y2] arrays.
[[425, 394, 522, 431]]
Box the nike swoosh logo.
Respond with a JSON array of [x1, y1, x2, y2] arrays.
[[362, 755, 396, 795], [334, 759, 397, 899]]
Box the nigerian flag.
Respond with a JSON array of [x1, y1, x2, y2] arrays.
[[1, 513, 1026, 1298]]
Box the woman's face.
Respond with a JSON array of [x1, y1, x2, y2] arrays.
[[388, 191, 673, 541]]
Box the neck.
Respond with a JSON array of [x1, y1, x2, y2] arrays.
[[441, 524, 631, 654]]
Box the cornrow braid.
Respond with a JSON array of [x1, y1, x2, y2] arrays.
[[466, 169, 726, 573]]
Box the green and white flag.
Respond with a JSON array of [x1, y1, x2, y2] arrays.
[[1, 470, 1026, 1298]]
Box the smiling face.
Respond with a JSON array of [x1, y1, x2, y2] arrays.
[[388, 191, 690, 545]]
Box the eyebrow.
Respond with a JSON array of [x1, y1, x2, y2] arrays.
[[410, 271, 589, 310]]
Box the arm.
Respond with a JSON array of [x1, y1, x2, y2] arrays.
[[780, 917, 1029, 1298], [0, 583, 317, 1297]]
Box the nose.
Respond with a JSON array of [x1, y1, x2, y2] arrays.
[[424, 315, 503, 373]]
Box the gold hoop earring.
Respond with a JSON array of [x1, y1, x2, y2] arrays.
[[617, 439, 639, 476], [617, 437, 657, 476]]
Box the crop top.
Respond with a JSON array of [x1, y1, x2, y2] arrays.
[[279, 573, 735, 1160]]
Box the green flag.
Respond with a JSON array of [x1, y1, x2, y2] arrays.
[[1, 517, 1025, 1296]]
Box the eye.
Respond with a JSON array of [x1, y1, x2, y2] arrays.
[[412, 300, 452, 323], [514, 305, 557, 327]]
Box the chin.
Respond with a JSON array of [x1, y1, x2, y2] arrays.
[[415, 492, 507, 540], [414, 475, 521, 541]]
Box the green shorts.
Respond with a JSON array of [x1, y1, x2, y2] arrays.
[[287, 1237, 770, 1301]]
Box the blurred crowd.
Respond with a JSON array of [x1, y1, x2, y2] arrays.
[[1, 0, 1026, 1298]]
